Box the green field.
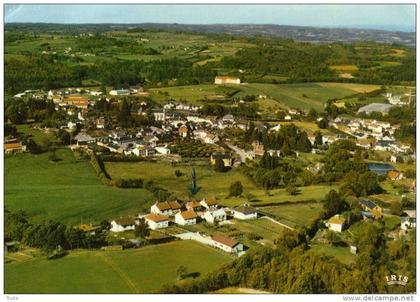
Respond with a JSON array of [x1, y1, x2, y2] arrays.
[[262, 202, 324, 228], [5, 149, 153, 224], [309, 243, 356, 265], [5, 240, 232, 294], [105, 161, 337, 206], [149, 82, 380, 112]]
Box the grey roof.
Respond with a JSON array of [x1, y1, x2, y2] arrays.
[[360, 199, 378, 210], [233, 205, 258, 215], [358, 103, 392, 113]]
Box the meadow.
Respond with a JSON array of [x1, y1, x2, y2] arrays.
[[149, 82, 380, 112], [5, 149, 153, 224], [5, 240, 232, 294], [105, 161, 337, 206], [261, 202, 324, 228]]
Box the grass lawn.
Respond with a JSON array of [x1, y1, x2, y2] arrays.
[[309, 243, 356, 265], [232, 218, 286, 240], [105, 161, 337, 206], [15, 124, 60, 145], [5, 149, 153, 224], [5, 240, 233, 294], [261, 202, 324, 228]]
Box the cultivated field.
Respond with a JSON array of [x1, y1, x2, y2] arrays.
[[150, 82, 381, 112], [5, 149, 153, 224], [5, 240, 232, 294]]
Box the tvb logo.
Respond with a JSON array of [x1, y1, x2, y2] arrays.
[[385, 274, 408, 286]]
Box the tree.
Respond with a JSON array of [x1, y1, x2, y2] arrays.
[[118, 99, 132, 128], [286, 183, 298, 195], [314, 131, 323, 147], [134, 218, 150, 239], [57, 129, 71, 145], [214, 158, 226, 172], [323, 190, 347, 218], [176, 265, 188, 280], [229, 181, 243, 197], [308, 108, 318, 121], [175, 170, 183, 177], [99, 220, 111, 231], [390, 202, 403, 216], [317, 118, 328, 129], [48, 150, 58, 162]]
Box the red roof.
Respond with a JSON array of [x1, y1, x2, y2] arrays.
[[180, 210, 198, 220], [145, 214, 169, 223], [212, 235, 240, 248]]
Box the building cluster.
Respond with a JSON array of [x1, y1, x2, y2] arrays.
[[109, 199, 259, 254]]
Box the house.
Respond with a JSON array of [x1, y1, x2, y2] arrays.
[[150, 201, 182, 216], [155, 146, 171, 155], [387, 170, 404, 181], [210, 153, 233, 167], [211, 235, 243, 253], [222, 114, 235, 123], [186, 200, 204, 211], [200, 198, 218, 210], [214, 76, 240, 85], [204, 208, 227, 224], [326, 215, 346, 232], [232, 205, 258, 220], [175, 210, 198, 226], [109, 89, 131, 96], [74, 132, 96, 146], [153, 109, 166, 122], [96, 117, 106, 129], [4, 141, 26, 154], [110, 217, 137, 233], [144, 214, 169, 230], [252, 141, 265, 156], [360, 199, 382, 219], [401, 210, 416, 231], [178, 125, 188, 138], [65, 96, 89, 109]]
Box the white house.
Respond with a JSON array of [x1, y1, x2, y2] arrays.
[[211, 235, 243, 253], [110, 217, 137, 233], [200, 198, 219, 210], [232, 205, 258, 220], [145, 214, 169, 230], [155, 146, 171, 155], [204, 208, 227, 224], [150, 201, 182, 216], [214, 76, 240, 85], [326, 215, 346, 232], [175, 210, 198, 226], [401, 211, 416, 231]]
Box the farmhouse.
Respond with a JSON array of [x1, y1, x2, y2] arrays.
[[211, 235, 243, 253], [387, 170, 404, 181], [326, 215, 346, 232], [186, 200, 204, 211], [232, 205, 258, 220], [110, 217, 137, 233], [204, 208, 227, 224], [74, 132, 96, 146], [109, 89, 131, 96], [360, 199, 382, 219], [4, 141, 26, 154], [65, 96, 89, 109], [252, 141, 265, 157], [214, 76, 241, 85], [210, 153, 233, 167], [175, 210, 198, 226], [200, 198, 219, 210], [400, 210, 416, 231], [150, 201, 182, 216], [144, 214, 169, 230]]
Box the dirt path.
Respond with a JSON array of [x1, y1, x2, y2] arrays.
[[98, 252, 139, 293]]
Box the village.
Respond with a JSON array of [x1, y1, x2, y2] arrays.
[[5, 75, 416, 260]]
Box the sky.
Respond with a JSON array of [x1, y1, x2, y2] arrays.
[[4, 4, 416, 32]]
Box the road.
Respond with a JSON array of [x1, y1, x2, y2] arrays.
[[226, 143, 250, 163]]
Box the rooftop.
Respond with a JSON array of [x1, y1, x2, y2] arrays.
[[212, 235, 240, 248]]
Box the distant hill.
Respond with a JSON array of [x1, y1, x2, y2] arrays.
[[135, 23, 415, 47], [6, 22, 415, 46]]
